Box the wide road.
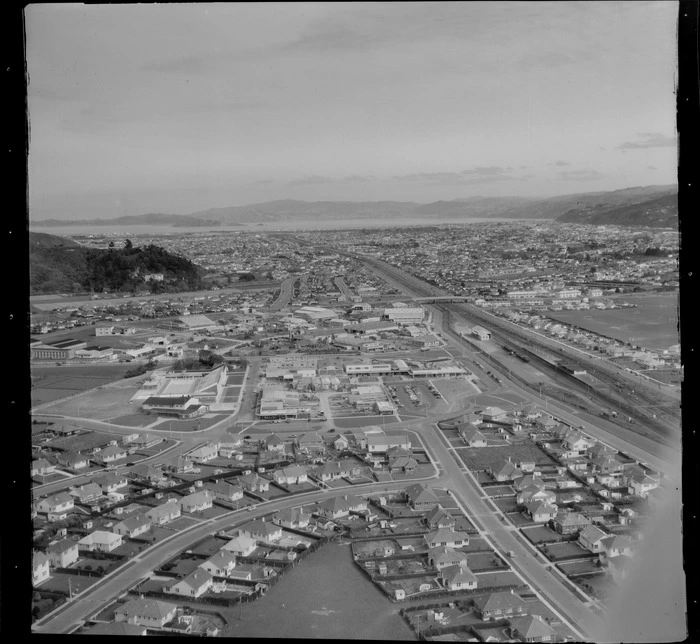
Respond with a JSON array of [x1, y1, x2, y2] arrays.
[[405, 415, 600, 638], [268, 276, 296, 311]]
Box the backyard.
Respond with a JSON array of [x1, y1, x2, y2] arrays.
[[455, 443, 555, 471]]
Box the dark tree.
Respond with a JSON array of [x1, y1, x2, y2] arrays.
[[124, 239, 133, 249]]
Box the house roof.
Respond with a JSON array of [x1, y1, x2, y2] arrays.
[[579, 524, 608, 544], [473, 590, 527, 612], [202, 549, 237, 569], [41, 492, 74, 506], [182, 490, 214, 505], [510, 614, 557, 640], [115, 597, 177, 620], [405, 483, 440, 504], [33, 551, 50, 568], [48, 538, 78, 554], [79, 530, 122, 546], [441, 563, 477, 585], [242, 519, 281, 537], [174, 569, 214, 591], [222, 534, 257, 553], [426, 506, 456, 525], [428, 546, 466, 563], [115, 513, 151, 531], [88, 622, 148, 636]]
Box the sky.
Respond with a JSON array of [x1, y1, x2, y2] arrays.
[[25, 2, 679, 220]]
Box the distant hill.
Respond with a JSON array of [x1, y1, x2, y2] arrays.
[[29, 232, 203, 295], [30, 185, 678, 228], [32, 213, 223, 227], [555, 188, 678, 228]]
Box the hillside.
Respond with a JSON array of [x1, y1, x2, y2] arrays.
[[29, 185, 678, 228], [32, 213, 222, 227], [29, 233, 204, 295], [555, 191, 678, 228]]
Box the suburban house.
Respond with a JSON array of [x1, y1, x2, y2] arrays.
[[199, 550, 238, 577], [517, 486, 557, 506], [35, 492, 74, 521], [78, 530, 123, 552], [263, 434, 287, 453], [333, 434, 350, 451], [489, 459, 523, 482], [113, 513, 152, 538], [562, 431, 595, 455], [94, 444, 129, 464], [315, 461, 343, 482], [210, 480, 244, 503], [424, 528, 470, 549], [47, 538, 80, 568], [473, 590, 528, 620], [523, 501, 558, 524], [296, 432, 324, 453], [165, 569, 214, 598], [405, 483, 441, 511], [428, 546, 468, 570], [366, 431, 411, 454], [222, 534, 258, 557], [425, 506, 456, 530], [114, 598, 178, 628], [56, 451, 89, 471], [239, 472, 270, 493], [591, 456, 624, 474], [316, 494, 367, 519], [93, 472, 129, 494], [551, 511, 591, 535], [165, 456, 194, 474], [87, 622, 147, 636], [188, 442, 220, 463], [626, 468, 660, 498], [509, 614, 558, 642], [273, 465, 308, 486], [129, 433, 163, 449], [128, 463, 164, 484], [480, 406, 508, 423], [388, 454, 418, 474], [440, 564, 478, 591], [272, 507, 311, 530], [31, 458, 56, 477], [578, 525, 610, 553], [69, 483, 103, 504], [459, 424, 488, 447], [146, 499, 182, 525], [32, 551, 51, 586], [181, 490, 214, 513], [239, 520, 283, 544], [601, 535, 634, 559]]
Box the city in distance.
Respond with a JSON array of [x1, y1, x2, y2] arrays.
[[24, 2, 686, 643]]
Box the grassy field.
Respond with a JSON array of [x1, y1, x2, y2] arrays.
[[520, 525, 565, 545], [454, 443, 555, 471], [541, 541, 593, 561]]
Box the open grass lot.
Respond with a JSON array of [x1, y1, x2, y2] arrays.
[[166, 515, 205, 530], [558, 560, 605, 576], [493, 498, 519, 513], [31, 364, 138, 404], [189, 535, 228, 556], [572, 572, 614, 598], [472, 570, 522, 588], [484, 485, 515, 497], [462, 537, 489, 552], [455, 443, 554, 472], [163, 556, 202, 577], [111, 540, 145, 558], [73, 556, 123, 574], [505, 512, 534, 528], [185, 504, 232, 521], [541, 541, 594, 561], [520, 525, 566, 545], [353, 538, 403, 558], [467, 552, 507, 572], [46, 430, 113, 453], [108, 412, 155, 427], [471, 393, 520, 410], [133, 438, 178, 457], [35, 380, 145, 419], [39, 570, 102, 595]]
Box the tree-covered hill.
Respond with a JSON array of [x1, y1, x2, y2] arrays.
[[29, 233, 203, 294]]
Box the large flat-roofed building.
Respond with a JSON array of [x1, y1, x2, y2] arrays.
[[257, 385, 308, 419], [142, 395, 207, 418], [346, 321, 399, 335], [176, 314, 218, 330], [31, 338, 87, 361], [383, 307, 425, 325], [133, 365, 227, 405]]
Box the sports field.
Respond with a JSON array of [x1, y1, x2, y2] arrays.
[[548, 292, 679, 351]]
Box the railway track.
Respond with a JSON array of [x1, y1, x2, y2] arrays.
[[352, 253, 680, 444]]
